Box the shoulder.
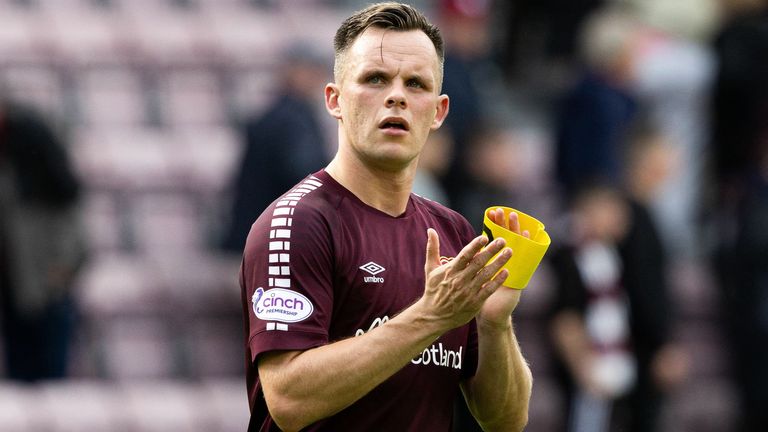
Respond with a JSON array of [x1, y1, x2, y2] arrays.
[[257, 175, 342, 231], [241, 175, 345, 289]]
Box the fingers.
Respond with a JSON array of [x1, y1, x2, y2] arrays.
[[478, 267, 510, 298], [455, 236, 512, 285], [452, 236, 506, 279], [424, 228, 440, 274], [489, 207, 504, 227], [490, 208, 526, 237], [423, 230, 517, 327], [473, 245, 512, 284], [428, 229, 512, 277], [432, 226, 515, 285], [508, 211, 521, 235], [452, 234, 490, 270]]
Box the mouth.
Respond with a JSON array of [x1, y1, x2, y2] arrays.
[[378, 117, 410, 132]]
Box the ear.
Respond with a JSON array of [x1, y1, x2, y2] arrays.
[[325, 83, 342, 120], [430, 94, 450, 130]]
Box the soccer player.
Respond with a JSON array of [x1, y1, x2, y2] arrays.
[[240, 3, 532, 431]]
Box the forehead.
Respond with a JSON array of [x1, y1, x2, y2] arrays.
[[345, 27, 440, 77]]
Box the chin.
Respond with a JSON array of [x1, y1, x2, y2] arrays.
[[365, 152, 417, 172]]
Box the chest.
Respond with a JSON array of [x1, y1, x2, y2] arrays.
[[327, 215, 467, 338]]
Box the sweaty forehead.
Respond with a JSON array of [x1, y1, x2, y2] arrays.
[[346, 28, 440, 76]]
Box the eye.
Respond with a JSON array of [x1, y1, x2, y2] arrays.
[[407, 79, 424, 89], [367, 74, 384, 84]]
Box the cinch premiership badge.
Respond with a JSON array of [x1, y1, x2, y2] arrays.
[[252, 287, 313, 323]]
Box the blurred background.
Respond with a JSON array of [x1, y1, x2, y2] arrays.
[[1, 0, 767, 430]]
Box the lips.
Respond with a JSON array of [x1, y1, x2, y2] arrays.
[[378, 117, 410, 131]]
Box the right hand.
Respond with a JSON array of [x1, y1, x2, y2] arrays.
[[420, 228, 512, 330]]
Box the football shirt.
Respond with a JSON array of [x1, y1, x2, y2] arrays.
[[241, 170, 479, 431]]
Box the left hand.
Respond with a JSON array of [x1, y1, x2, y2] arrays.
[[477, 208, 530, 329]]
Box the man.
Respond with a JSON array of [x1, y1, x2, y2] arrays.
[[0, 101, 85, 381], [548, 180, 686, 432], [240, 3, 532, 431], [554, 7, 640, 200], [711, 3, 768, 430], [222, 43, 330, 253]]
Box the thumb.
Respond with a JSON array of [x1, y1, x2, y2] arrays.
[[424, 228, 440, 273]]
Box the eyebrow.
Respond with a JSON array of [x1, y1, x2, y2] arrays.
[[360, 68, 389, 79], [359, 65, 432, 80], [408, 73, 428, 82]]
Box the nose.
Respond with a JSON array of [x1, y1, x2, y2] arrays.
[[386, 96, 407, 108], [386, 84, 407, 109]]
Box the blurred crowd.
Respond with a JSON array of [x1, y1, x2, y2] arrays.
[[2, 0, 768, 431]]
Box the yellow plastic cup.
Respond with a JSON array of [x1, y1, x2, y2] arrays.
[[482, 207, 551, 289]]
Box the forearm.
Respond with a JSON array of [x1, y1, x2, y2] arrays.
[[259, 299, 444, 431], [462, 316, 532, 432]]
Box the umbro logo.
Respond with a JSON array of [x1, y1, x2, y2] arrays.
[[359, 261, 385, 283], [360, 261, 385, 275]]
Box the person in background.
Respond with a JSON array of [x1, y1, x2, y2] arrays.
[[548, 126, 688, 431], [222, 43, 331, 253], [0, 100, 86, 381], [710, 1, 768, 429], [554, 7, 642, 201], [619, 119, 689, 432], [718, 134, 768, 432], [500, 0, 606, 79], [548, 184, 635, 432], [625, 0, 717, 260], [710, 0, 768, 216], [435, 0, 505, 206], [454, 126, 524, 230]]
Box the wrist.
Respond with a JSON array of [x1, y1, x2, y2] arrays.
[[476, 315, 513, 334], [404, 298, 451, 339]]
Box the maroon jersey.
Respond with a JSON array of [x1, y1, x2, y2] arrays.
[[240, 170, 479, 431]]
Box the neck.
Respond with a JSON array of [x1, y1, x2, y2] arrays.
[[325, 153, 416, 217]]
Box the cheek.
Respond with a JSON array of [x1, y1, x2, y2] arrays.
[[413, 102, 437, 126], [342, 100, 365, 129], [347, 94, 375, 121]]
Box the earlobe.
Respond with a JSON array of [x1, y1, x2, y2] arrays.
[[325, 83, 342, 120], [430, 95, 450, 130]]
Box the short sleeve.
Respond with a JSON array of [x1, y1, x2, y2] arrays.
[[241, 199, 335, 363]]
